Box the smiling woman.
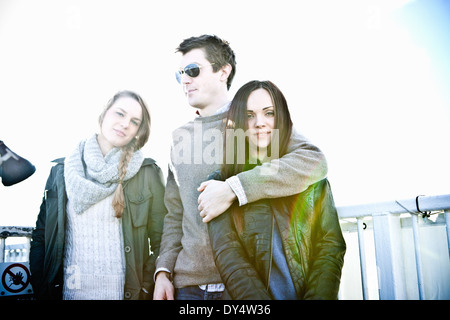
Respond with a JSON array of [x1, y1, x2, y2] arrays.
[[96, 91, 151, 217], [29, 90, 168, 300], [1, 5, 449, 302], [98, 91, 150, 156], [246, 89, 276, 159], [207, 80, 346, 299]]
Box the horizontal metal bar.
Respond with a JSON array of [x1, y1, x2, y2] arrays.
[[0, 226, 34, 238], [337, 194, 450, 219]]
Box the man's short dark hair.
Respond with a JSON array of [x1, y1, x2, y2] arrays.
[[176, 34, 237, 90]]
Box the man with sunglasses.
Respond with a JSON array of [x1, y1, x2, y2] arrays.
[[154, 34, 328, 300]]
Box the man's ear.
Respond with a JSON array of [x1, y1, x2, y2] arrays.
[[219, 64, 232, 83]]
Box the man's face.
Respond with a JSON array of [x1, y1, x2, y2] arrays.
[[178, 48, 224, 110]]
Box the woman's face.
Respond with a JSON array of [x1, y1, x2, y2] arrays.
[[246, 88, 276, 151], [98, 96, 143, 154]]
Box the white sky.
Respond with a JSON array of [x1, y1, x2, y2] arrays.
[[1, 0, 449, 227]]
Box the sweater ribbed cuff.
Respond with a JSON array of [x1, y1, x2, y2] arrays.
[[226, 176, 248, 206]]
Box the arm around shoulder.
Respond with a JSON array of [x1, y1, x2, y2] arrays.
[[237, 128, 328, 204]]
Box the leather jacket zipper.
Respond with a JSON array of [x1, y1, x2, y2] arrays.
[[266, 216, 275, 291]]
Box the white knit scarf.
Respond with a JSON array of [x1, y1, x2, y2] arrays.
[[64, 134, 144, 214]]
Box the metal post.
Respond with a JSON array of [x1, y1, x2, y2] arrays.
[[25, 236, 31, 261], [357, 218, 369, 300], [0, 237, 5, 263], [445, 209, 450, 260], [372, 212, 407, 299], [411, 214, 425, 299]]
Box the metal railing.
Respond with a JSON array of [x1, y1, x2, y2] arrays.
[[337, 194, 450, 300], [1, 194, 450, 299], [0, 226, 33, 263]]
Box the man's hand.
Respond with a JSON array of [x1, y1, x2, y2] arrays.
[[153, 271, 175, 300], [197, 180, 236, 223]]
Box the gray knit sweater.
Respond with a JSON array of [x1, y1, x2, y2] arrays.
[[156, 111, 328, 289]]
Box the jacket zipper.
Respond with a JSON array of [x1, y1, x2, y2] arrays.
[[266, 216, 275, 291]]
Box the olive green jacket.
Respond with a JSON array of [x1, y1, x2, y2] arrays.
[[30, 158, 167, 300]]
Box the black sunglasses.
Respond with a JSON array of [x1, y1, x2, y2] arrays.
[[175, 63, 215, 83]]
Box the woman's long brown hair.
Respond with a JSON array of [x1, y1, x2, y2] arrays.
[[222, 80, 293, 231]]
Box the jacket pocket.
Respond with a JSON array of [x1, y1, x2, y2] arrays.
[[127, 189, 153, 228]]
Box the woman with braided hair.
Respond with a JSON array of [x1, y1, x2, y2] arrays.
[[30, 90, 167, 300]]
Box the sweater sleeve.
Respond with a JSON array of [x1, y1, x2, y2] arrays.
[[236, 128, 328, 204], [155, 164, 184, 274]]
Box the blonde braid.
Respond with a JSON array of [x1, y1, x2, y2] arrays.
[[112, 139, 137, 218]]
